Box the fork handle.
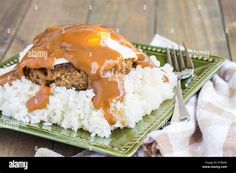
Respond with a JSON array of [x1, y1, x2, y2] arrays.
[[173, 79, 190, 122]]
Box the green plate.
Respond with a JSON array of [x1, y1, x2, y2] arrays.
[[0, 43, 226, 157]]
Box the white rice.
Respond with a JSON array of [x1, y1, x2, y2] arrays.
[[0, 54, 176, 138]]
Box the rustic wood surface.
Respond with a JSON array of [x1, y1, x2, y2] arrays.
[[0, 0, 235, 156]]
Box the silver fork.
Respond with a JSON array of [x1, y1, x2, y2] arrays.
[[166, 43, 194, 122]]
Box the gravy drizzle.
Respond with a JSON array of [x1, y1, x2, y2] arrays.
[[0, 25, 155, 125]]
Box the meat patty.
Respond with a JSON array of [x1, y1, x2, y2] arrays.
[[24, 63, 88, 90], [24, 59, 135, 90]]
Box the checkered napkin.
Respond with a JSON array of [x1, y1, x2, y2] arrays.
[[35, 35, 236, 157]]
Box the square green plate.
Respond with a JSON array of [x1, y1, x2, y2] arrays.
[[0, 43, 226, 157]]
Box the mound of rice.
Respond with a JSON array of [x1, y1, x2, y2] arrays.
[[0, 53, 176, 138]]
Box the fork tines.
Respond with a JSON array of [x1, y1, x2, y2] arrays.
[[166, 43, 194, 72], [171, 47, 180, 72], [178, 45, 185, 71], [183, 42, 194, 69]]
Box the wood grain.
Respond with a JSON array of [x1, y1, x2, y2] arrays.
[[155, 0, 230, 59], [3, 0, 93, 60], [220, 0, 236, 61], [0, 0, 31, 60], [87, 0, 156, 43], [0, 129, 53, 156], [52, 144, 82, 156]]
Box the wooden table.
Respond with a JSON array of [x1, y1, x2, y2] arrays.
[[0, 0, 235, 156]]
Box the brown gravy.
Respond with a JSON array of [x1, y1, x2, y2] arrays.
[[0, 24, 155, 125]]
